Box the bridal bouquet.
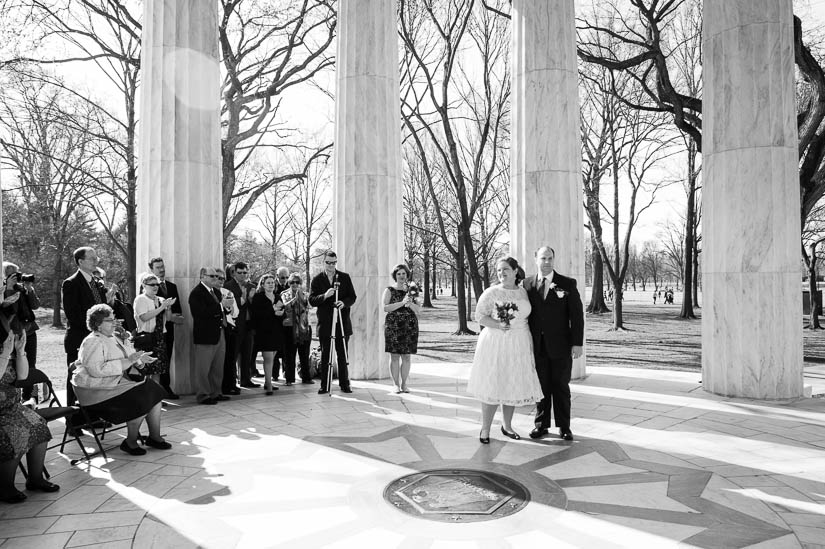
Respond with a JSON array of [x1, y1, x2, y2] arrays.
[[406, 282, 420, 304], [494, 301, 518, 328]]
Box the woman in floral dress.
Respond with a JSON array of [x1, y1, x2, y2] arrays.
[[0, 281, 57, 503], [382, 264, 420, 393]]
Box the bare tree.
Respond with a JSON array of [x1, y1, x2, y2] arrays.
[[399, 0, 510, 333], [4, 0, 141, 290], [0, 73, 100, 326], [218, 0, 335, 240]]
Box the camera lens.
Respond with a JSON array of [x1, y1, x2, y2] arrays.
[[20, 274, 35, 283]]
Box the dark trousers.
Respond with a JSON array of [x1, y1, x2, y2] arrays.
[[222, 328, 239, 392], [282, 328, 312, 383], [64, 329, 88, 406], [161, 322, 175, 389], [320, 333, 349, 392], [21, 331, 37, 400], [534, 342, 572, 430], [236, 325, 255, 384]]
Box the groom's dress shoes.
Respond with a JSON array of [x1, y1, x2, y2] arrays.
[[529, 427, 549, 439], [560, 428, 574, 441]]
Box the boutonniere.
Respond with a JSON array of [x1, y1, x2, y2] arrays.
[[549, 282, 567, 298]]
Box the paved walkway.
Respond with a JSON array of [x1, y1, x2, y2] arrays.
[[1, 365, 824, 548]]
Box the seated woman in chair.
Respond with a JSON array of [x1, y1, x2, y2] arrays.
[[72, 304, 171, 456], [0, 281, 57, 504]]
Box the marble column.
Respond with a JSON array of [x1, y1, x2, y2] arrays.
[[702, 0, 802, 398], [510, 0, 586, 378], [137, 0, 222, 394], [333, 0, 402, 380]]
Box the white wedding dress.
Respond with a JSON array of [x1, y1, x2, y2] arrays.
[[467, 285, 543, 406]]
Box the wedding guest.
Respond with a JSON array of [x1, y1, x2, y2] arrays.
[[149, 257, 184, 399], [280, 273, 313, 385], [272, 267, 291, 382], [309, 251, 357, 394], [250, 274, 284, 395], [73, 304, 170, 456], [382, 264, 420, 393], [468, 257, 542, 443], [224, 262, 258, 389], [133, 273, 175, 386], [524, 246, 584, 441], [0, 283, 57, 504]]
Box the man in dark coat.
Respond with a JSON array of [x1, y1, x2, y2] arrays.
[[523, 246, 584, 441], [150, 257, 184, 398], [224, 261, 258, 389], [309, 251, 357, 394], [61, 247, 117, 405], [189, 266, 235, 405]]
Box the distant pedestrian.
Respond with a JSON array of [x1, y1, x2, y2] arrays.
[[652, 291, 657, 305]]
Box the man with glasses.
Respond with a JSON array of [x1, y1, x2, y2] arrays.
[[309, 251, 357, 394], [189, 267, 235, 404], [224, 261, 259, 388], [149, 257, 184, 399], [270, 266, 291, 382]]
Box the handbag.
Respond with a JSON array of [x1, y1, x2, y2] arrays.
[[132, 332, 154, 351], [123, 364, 145, 382]]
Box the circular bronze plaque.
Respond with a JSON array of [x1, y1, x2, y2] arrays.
[[383, 469, 531, 522]]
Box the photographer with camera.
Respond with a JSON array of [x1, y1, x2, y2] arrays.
[[1, 263, 40, 402]]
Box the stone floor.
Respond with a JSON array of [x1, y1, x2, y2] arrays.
[[1, 365, 824, 548]]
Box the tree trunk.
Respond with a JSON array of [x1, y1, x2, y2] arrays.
[[453, 247, 473, 334], [679, 142, 698, 319], [422, 241, 433, 308], [692, 247, 700, 308], [613, 284, 624, 330], [126, 166, 137, 297], [465, 267, 473, 325], [431, 246, 438, 301], [810, 241, 822, 329], [51, 255, 64, 328], [587, 234, 610, 313], [451, 266, 456, 297]]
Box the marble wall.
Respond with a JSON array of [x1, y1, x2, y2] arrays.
[[333, 0, 403, 379], [510, 0, 586, 378], [702, 0, 803, 398], [137, 0, 223, 393]]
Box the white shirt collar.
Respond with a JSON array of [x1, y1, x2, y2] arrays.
[[541, 271, 555, 283]]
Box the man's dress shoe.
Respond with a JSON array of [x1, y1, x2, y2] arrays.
[[559, 428, 574, 441], [529, 427, 549, 439], [224, 388, 241, 396], [240, 382, 260, 388], [341, 388, 353, 393], [215, 395, 230, 401]]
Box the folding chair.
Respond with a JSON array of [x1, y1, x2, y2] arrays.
[[14, 368, 83, 477]]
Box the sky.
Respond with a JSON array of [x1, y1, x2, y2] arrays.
[[3, 1, 825, 252]]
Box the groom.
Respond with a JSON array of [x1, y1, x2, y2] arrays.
[[524, 246, 584, 441]]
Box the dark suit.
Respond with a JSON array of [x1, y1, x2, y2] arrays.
[[157, 279, 181, 389], [224, 277, 256, 385], [189, 282, 227, 402], [524, 271, 584, 431], [62, 270, 102, 404], [309, 270, 356, 391]]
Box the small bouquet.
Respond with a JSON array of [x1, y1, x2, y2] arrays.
[[549, 282, 567, 298], [494, 301, 518, 328], [406, 282, 420, 304]]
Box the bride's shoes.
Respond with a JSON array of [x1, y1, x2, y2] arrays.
[[500, 426, 521, 440], [479, 430, 490, 444]]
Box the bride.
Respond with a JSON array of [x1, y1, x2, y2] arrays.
[[467, 256, 543, 443]]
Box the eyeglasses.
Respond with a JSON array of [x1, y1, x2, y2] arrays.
[[325, 261, 337, 265], [144, 283, 159, 287], [100, 318, 115, 324], [235, 271, 248, 275], [278, 276, 288, 280], [207, 274, 222, 278], [216, 277, 225, 281], [289, 281, 301, 285]]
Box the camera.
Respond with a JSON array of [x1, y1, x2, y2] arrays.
[[19, 274, 35, 283]]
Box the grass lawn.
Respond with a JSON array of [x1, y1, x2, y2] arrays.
[[29, 289, 825, 391]]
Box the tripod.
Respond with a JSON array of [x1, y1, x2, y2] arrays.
[[326, 282, 349, 395]]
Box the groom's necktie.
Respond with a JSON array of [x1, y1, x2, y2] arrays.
[[538, 277, 547, 299]]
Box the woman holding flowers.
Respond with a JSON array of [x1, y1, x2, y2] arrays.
[[382, 264, 420, 393], [468, 256, 543, 443]]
